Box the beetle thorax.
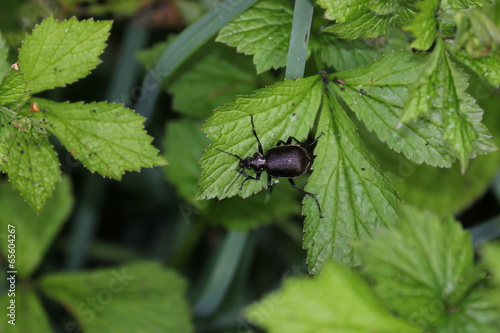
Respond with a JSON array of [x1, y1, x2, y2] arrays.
[[240, 152, 266, 171]]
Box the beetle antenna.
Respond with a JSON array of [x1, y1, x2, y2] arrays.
[[216, 148, 242, 161], [224, 170, 243, 193]]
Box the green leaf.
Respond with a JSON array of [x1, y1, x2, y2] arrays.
[[480, 242, 500, 327], [39, 262, 193, 333], [310, 34, 382, 71], [481, 242, 500, 286], [331, 51, 455, 167], [196, 76, 322, 201], [1, 135, 60, 211], [245, 261, 419, 333], [370, 0, 416, 15], [0, 177, 73, 277], [453, 51, 500, 87], [18, 17, 111, 94], [0, 69, 29, 105], [164, 119, 299, 230], [167, 43, 271, 118], [400, 43, 443, 123], [316, 0, 368, 22], [404, 40, 496, 171], [32, 99, 166, 179], [0, 287, 52, 332], [217, 0, 293, 73], [361, 207, 496, 331], [303, 86, 399, 270], [0, 33, 10, 79], [318, 0, 415, 39], [403, 0, 439, 50], [164, 119, 210, 204], [361, 73, 500, 218], [441, 0, 493, 10]]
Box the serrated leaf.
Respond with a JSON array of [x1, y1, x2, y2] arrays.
[[361, 207, 495, 331], [403, 0, 439, 50], [400, 44, 443, 123], [310, 34, 382, 71], [0, 69, 29, 105], [32, 99, 166, 179], [331, 51, 455, 167], [319, 0, 415, 39], [443, 42, 494, 169], [303, 88, 399, 270], [401, 41, 496, 171], [454, 50, 500, 87], [216, 0, 293, 73], [1, 135, 60, 211], [196, 77, 322, 201], [0, 177, 73, 277], [164, 119, 299, 230], [39, 262, 193, 333], [0, 287, 52, 332], [245, 261, 419, 333], [18, 17, 111, 94], [362, 74, 500, 218], [441, 0, 493, 10], [317, 0, 369, 22], [370, 0, 416, 15]]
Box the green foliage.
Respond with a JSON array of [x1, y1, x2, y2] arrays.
[[318, 0, 416, 39], [137, 41, 272, 118], [247, 208, 500, 333], [39, 262, 193, 333], [304, 87, 399, 270], [0, 177, 73, 277], [2, 136, 59, 212], [0, 33, 9, 78], [361, 207, 488, 330], [217, 0, 294, 73], [403, 0, 439, 50], [164, 118, 299, 230], [0, 17, 165, 211], [18, 17, 111, 94], [32, 99, 165, 179], [246, 261, 419, 333], [0, 288, 52, 332]]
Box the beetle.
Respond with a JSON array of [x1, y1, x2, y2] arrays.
[[217, 115, 324, 218]]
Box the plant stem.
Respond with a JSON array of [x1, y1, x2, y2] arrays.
[[285, 0, 314, 80]]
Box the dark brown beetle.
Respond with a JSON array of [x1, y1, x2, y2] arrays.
[[217, 115, 324, 218]]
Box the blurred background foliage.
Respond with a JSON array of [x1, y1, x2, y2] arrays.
[[0, 0, 500, 332]]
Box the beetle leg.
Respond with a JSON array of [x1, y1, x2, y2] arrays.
[[267, 174, 274, 193], [239, 170, 261, 190], [287, 136, 303, 145], [287, 179, 324, 218], [250, 115, 264, 155], [306, 132, 325, 148]]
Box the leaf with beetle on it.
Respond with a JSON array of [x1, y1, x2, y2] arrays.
[[196, 76, 322, 201], [197, 75, 400, 271]]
